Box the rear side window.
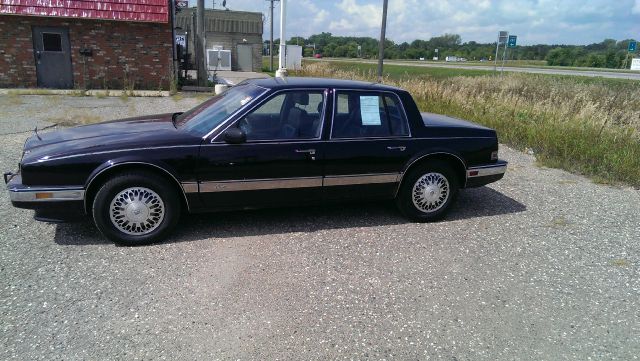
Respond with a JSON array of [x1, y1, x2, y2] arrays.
[[331, 91, 409, 138]]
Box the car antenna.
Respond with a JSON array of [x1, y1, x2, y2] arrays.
[[33, 123, 58, 141]]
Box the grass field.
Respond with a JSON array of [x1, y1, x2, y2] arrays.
[[294, 61, 640, 187], [263, 57, 640, 85], [263, 57, 498, 79]]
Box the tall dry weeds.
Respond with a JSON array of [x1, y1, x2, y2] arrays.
[[299, 62, 640, 132]]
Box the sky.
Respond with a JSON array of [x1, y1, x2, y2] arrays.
[[190, 0, 640, 45]]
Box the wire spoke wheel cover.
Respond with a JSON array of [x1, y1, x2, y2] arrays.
[[109, 187, 165, 235], [412, 172, 450, 213]]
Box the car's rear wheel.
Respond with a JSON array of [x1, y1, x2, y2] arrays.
[[396, 161, 459, 221], [92, 172, 180, 246]]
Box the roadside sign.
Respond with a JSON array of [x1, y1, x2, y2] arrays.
[[498, 31, 509, 44], [508, 35, 517, 48], [629, 41, 637, 52], [175, 0, 188, 8], [631, 58, 640, 71]]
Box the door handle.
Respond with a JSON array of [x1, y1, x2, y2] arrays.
[[295, 149, 316, 155], [387, 146, 406, 151], [295, 148, 316, 160]]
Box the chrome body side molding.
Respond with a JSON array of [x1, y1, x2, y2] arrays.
[[182, 173, 402, 194], [323, 173, 400, 187], [198, 177, 323, 193], [467, 163, 508, 178]]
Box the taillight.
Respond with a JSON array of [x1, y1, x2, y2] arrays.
[[491, 150, 499, 161]]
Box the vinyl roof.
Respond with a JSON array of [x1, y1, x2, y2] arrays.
[[246, 77, 404, 92]]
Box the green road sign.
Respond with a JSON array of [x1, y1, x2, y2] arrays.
[[508, 35, 517, 48], [629, 41, 637, 52]]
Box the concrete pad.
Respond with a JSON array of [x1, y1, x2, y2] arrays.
[[215, 70, 269, 85], [186, 70, 270, 86]]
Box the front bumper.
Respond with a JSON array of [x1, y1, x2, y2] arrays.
[[5, 173, 86, 222], [465, 160, 508, 188]]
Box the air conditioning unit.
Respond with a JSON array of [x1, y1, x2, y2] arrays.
[[207, 49, 232, 71]]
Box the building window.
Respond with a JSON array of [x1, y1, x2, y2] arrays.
[[42, 33, 62, 52]]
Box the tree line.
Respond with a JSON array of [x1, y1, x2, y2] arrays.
[[265, 32, 638, 69]]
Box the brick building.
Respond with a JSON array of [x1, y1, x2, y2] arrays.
[[175, 8, 263, 72], [0, 0, 173, 89]]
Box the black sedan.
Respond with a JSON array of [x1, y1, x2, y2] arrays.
[[5, 77, 507, 245]]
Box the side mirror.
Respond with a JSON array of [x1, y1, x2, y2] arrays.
[[224, 128, 246, 144]]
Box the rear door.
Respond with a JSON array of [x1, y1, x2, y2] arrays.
[[32, 27, 73, 89], [323, 90, 413, 200]]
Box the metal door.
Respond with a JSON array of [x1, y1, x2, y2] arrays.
[[236, 44, 253, 71], [322, 90, 413, 201], [32, 27, 73, 89], [196, 90, 328, 210]]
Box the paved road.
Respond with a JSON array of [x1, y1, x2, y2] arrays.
[[1, 95, 639, 359], [315, 58, 640, 80]]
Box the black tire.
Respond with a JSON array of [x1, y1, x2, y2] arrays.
[[92, 171, 181, 246], [396, 160, 459, 222]]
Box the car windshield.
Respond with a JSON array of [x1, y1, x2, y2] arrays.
[[176, 84, 266, 135]]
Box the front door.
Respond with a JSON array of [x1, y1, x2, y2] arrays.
[[197, 89, 328, 209], [236, 44, 253, 71], [32, 26, 73, 89]]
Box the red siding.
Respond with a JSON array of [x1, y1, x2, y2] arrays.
[[0, 0, 168, 23]]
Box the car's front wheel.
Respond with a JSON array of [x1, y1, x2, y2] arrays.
[[92, 172, 181, 246], [396, 161, 459, 222]]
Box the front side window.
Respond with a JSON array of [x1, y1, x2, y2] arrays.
[[236, 90, 325, 141], [331, 91, 409, 139], [177, 84, 266, 135]]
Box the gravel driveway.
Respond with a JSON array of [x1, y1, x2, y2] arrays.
[[1, 95, 639, 360]]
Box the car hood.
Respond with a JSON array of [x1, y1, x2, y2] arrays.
[[22, 113, 192, 162]]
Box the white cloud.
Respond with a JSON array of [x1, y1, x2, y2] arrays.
[[633, 0, 640, 13], [329, 0, 382, 31]]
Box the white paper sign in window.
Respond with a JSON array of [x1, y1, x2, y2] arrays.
[[360, 96, 381, 126]]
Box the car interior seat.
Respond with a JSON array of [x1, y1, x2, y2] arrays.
[[334, 94, 362, 138], [281, 93, 309, 139]]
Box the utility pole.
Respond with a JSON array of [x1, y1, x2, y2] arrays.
[[196, 0, 206, 86], [275, 0, 287, 78], [377, 0, 388, 82], [266, 0, 279, 72]]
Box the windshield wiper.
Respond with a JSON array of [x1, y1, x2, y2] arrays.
[[171, 112, 183, 128]]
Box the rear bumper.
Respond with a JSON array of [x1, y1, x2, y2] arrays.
[[465, 160, 508, 188], [5, 173, 86, 222]]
